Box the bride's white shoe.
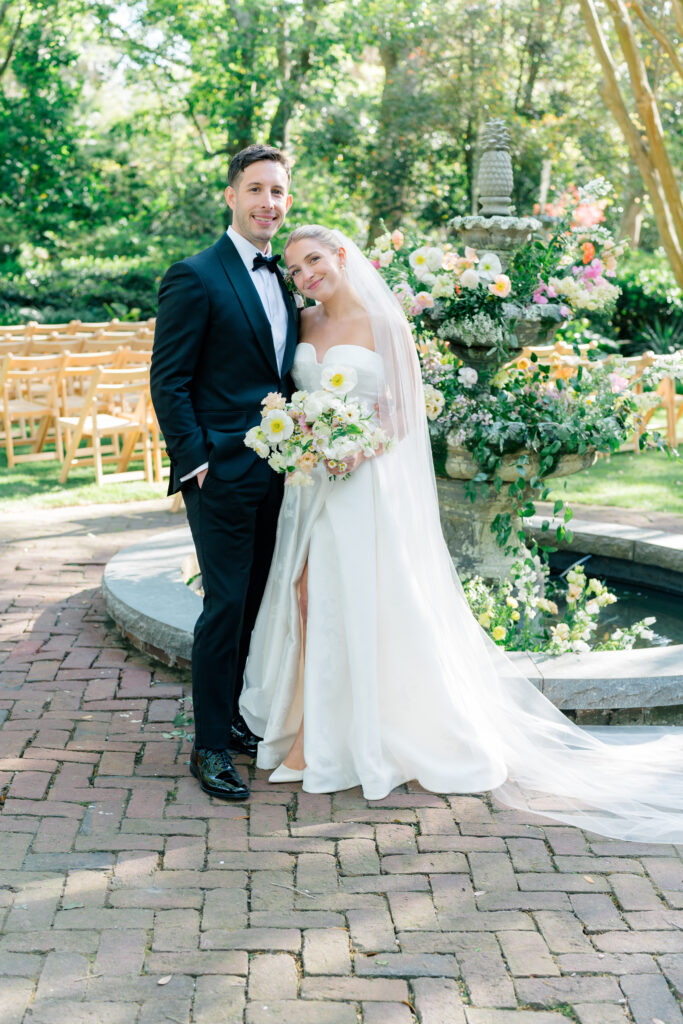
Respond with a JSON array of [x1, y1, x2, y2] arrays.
[[268, 763, 305, 783]]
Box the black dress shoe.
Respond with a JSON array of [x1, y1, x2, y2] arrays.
[[229, 712, 260, 758], [190, 748, 249, 801]]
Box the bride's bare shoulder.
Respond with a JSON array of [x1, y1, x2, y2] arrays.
[[299, 305, 320, 340]]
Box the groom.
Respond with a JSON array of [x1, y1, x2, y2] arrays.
[[151, 144, 298, 800]]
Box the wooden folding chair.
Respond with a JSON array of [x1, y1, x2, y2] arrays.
[[618, 351, 658, 453], [0, 353, 67, 466], [0, 338, 28, 357], [58, 366, 153, 484], [58, 350, 124, 420]]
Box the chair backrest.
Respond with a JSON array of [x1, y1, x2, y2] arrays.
[[26, 336, 86, 355], [0, 338, 28, 356], [0, 353, 67, 406]]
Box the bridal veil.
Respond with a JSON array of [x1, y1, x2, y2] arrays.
[[337, 229, 683, 844]]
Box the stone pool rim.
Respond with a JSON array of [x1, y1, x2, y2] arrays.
[[102, 518, 683, 714]]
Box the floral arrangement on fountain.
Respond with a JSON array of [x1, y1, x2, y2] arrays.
[[367, 173, 681, 554], [464, 559, 658, 654], [419, 342, 669, 550], [368, 177, 623, 364]]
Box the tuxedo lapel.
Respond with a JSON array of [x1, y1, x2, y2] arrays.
[[213, 234, 279, 375], [276, 267, 299, 376]]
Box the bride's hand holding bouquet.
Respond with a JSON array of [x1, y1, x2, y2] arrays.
[[244, 364, 389, 486]]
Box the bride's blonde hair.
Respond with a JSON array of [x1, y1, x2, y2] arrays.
[[284, 224, 341, 254]]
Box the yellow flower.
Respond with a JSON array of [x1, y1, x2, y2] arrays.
[[511, 610, 520, 622], [506, 596, 518, 609], [478, 612, 491, 629], [516, 357, 530, 372], [492, 625, 506, 642]]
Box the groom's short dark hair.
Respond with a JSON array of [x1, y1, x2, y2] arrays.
[[228, 144, 291, 187]]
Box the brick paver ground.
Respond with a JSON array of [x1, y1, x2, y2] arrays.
[[1, 499, 682, 1024]]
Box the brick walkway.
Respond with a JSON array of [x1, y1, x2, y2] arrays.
[[1, 499, 682, 1024]]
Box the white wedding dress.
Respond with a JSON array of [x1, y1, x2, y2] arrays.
[[240, 233, 683, 843]]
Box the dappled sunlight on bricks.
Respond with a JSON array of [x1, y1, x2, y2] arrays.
[[1, 502, 683, 1022]]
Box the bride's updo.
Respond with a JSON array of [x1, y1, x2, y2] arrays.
[[284, 224, 341, 254]]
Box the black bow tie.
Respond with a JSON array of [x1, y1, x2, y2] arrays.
[[252, 252, 281, 273]]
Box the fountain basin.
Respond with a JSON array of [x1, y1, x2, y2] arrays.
[[102, 517, 683, 722]]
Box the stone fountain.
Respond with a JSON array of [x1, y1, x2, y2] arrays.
[[438, 118, 596, 580]]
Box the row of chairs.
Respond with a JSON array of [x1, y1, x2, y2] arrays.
[[1, 348, 162, 485], [0, 319, 155, 358]]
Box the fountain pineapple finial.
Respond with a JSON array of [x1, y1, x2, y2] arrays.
[[477, 118, 513, 216]]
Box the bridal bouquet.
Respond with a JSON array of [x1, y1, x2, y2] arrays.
[[244, 365, 388, 486]]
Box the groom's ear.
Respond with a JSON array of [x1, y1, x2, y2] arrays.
[[225, 186, 236, 212], [285, 193, 293, 213]]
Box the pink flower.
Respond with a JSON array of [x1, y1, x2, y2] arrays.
[[546, 283, 557, 298], [608, 372, 628, 393], [533, 288, 549, 305], [559, 304, 571, 318], [391, 229, 404, 250], [415, 291, 435, 310], [488, 274, 511, 298], [371, 259, 381, 269], [582, 258, 604, 280]]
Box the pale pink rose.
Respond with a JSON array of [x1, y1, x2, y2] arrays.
[[608, 372, 628, 393], [391, 229, 404, 250], [604, 254, 617, 277], [464, 247, 478, 262], [297, 451, 318, 472], [371, 259, 381, 269], [415, 291, 435, 310], [261, 391, 286, 411]]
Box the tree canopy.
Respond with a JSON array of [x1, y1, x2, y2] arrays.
[[1, 0, 681, 321]]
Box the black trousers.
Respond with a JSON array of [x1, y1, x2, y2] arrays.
[[182, 468, 283, 750]]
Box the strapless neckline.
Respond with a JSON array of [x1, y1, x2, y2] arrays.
[[295, 342, 382, 367]]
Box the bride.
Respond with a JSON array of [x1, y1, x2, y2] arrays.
[[239, 223, 683, 844]]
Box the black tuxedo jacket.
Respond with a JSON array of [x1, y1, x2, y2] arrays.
[[151, 233, 298, 494]]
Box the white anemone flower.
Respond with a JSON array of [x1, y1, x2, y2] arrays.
[[261, 409, 295, 443], [244, 425, 269, 453], [477, 252, 503, 280], [320, 365, 358, 394]]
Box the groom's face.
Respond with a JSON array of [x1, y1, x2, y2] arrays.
[[225, 160, 292, 251]]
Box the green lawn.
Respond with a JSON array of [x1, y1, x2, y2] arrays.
[[548, 449, 683, 516], [1, 439, 680, 517], [0, 444, 167, 512]]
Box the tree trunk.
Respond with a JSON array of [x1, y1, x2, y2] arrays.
[[366, 42, 412, 241], [578, 0, 683, 285]]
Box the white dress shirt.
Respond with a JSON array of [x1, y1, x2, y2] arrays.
[[180, 225, 289, 482]]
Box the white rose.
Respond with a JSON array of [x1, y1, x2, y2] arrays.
[[460, 268, 480, 289], [303, 393, 325, 422], [286, 470, 314, 487], [432, 274, 455, 299], [379, 249, 394, 267], [458, 367, 478, 388], [425, 247, 444, 272]]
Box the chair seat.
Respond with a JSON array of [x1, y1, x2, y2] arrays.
[[7, 398, 51, 415], [58, 414, 139, 432]]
